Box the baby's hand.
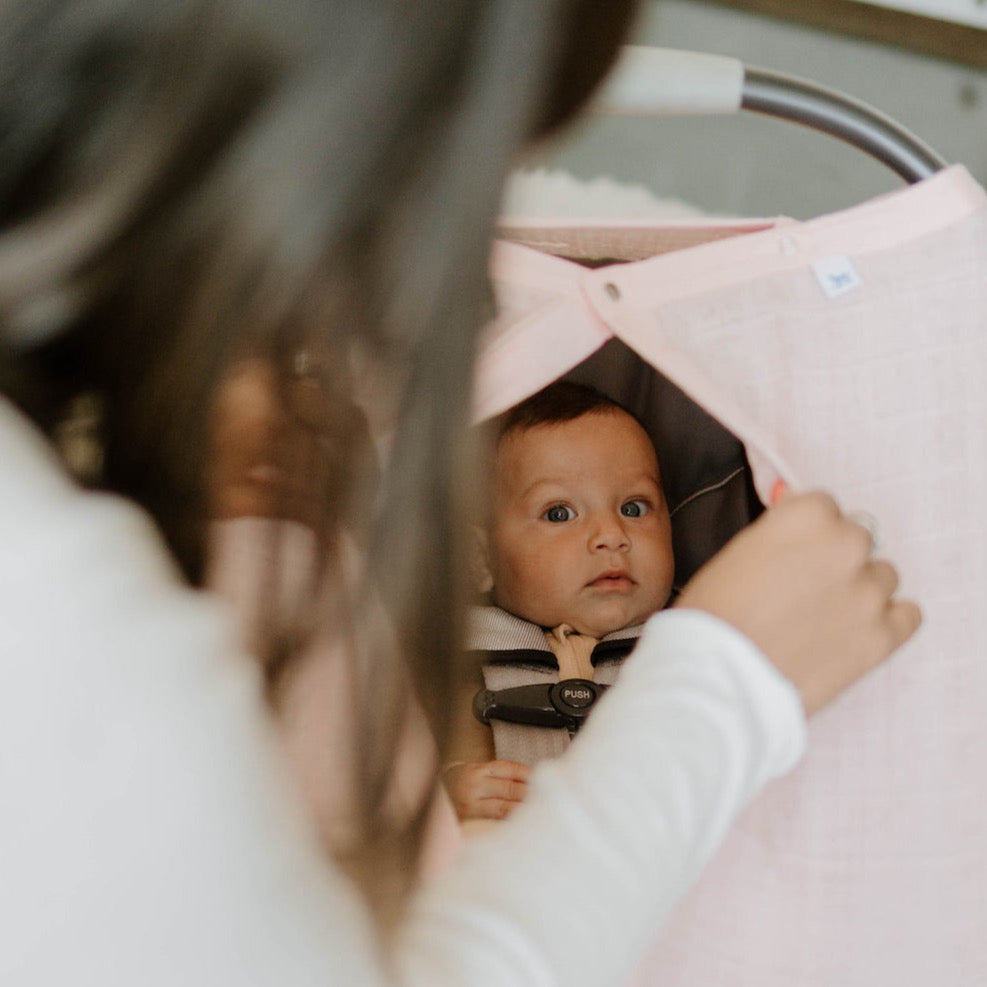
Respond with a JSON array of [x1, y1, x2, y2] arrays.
[[443, 759, 531, 821]]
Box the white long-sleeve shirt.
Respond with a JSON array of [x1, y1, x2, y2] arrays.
[[0, 396, 804, 986]]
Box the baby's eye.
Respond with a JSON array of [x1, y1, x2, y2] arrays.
[[620, 500, 650, 518], [543, 504, 575, 523]]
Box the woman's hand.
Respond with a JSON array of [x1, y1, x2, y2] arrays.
[[443, 759, 531, 822], [675, 491, 922, 715]]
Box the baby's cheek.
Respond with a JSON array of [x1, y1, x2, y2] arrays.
[[504, 567, 564, 626]]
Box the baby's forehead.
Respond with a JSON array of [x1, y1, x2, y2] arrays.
[[499, 406, 651, 447], [495, 409, 660, 480]]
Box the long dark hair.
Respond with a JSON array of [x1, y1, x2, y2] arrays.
[[0, 0, 640, 919]]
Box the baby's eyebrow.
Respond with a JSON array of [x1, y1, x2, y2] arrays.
[[517, 472, 662, 501], [625, 473, 663, 490], [517, 476, 572, 501], [605, 469, 662, 490]]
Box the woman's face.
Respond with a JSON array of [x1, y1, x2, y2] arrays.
[[207, 356, 332, 527]]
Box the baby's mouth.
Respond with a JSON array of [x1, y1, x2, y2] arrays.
[[588, 570, 635, 591]]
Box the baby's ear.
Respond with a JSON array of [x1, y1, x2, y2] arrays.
[[469, 526, 494, 595]]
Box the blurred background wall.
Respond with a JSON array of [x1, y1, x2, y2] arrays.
[[520, 0, 987, 219]]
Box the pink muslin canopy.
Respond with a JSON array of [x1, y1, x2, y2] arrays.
[[478, 164, 987, 984]]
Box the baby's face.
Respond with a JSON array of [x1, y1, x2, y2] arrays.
[[485, 410, 674, 638]]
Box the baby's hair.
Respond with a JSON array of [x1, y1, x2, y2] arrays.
[[495, 380, 639, 444]]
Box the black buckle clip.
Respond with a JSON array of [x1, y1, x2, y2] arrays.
[[472, 678, 608, 733]]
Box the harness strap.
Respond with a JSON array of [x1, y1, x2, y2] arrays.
[[474, 635, 638, 765]]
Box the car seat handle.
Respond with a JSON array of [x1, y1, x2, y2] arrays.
[[592, 46, 948, 183]]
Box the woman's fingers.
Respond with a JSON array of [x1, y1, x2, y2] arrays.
[[865, 558, 899, 596], [887, 598, 923, 650], [675, 491, 922, 716]]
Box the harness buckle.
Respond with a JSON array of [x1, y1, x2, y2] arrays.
[[473, 678, 608, 733]]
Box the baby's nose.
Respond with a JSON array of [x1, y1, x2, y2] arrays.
[[590, 514, 630, 552]]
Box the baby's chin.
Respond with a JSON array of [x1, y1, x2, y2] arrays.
[[534, 611, 640, 639], [496, 597, 653, 639], [572, 600, 660, 639], [568, 619, 633, 638]]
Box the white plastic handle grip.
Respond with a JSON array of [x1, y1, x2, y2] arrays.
[[591, 46, 745, 116]]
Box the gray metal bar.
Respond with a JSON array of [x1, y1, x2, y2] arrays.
[[742, 66, 948, 183]]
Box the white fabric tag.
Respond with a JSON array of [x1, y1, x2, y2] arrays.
[[811, 255, 862, 298]]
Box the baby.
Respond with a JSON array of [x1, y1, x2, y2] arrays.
[[446, 380, 675, 823]]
